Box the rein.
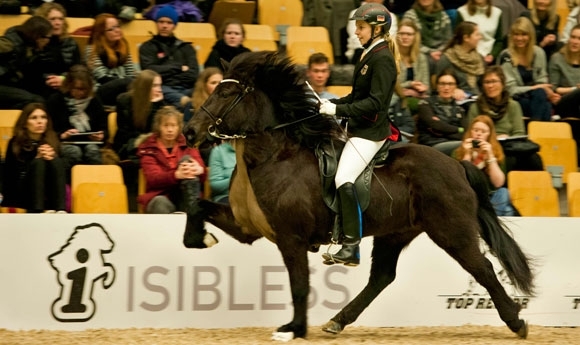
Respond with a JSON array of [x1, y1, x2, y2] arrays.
[[201, 78, 322, 139]]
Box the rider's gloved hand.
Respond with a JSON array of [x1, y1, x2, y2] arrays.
[[319, 101, 336, 116]]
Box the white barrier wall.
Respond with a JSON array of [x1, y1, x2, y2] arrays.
[[0, 214, 579, 331]]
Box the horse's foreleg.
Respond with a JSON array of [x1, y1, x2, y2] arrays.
[[323, 238, 405, 334], [199, 200, 262, 245], [273, 242, 310, 339]]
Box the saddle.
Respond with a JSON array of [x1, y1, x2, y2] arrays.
[[315, 139, 391, 214]]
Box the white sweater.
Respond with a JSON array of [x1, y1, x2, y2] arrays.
[[457, 5, 503, 57]]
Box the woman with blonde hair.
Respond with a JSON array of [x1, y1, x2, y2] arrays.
[[549, 24, 580, 119], [396, 18, 430, 107], [86, 13, 136, 106], [562, 0, 580, 43], [402, 0, 452, 66], [34, 2, 81, 94], [498, 16, 558, 121], [114, 69, 166, 161], [184, 67, 223, 122], [456, 0, 504, 64], [521, 0, 561, 59], [453, 115, 517, 216]]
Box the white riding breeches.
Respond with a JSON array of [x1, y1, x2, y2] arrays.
[[335, 137, 386, 188]]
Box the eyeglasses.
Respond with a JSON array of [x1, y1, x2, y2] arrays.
[[483, 79, 501, 85], [105, 25, 121, 32], [437, 82, 456, 87]]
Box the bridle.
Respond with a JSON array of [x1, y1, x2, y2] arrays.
[[200, 78, 254, 140], [200, 78, 321, 139]]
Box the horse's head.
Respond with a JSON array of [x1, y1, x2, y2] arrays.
[[184, 51, 336, 147]]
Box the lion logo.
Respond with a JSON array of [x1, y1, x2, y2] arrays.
[[48, 223, 116, 322]]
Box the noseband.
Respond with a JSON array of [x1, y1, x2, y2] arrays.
[[200, 78, 254, 140]]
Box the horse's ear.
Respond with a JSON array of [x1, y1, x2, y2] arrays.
[[220, 58, 230, 72]]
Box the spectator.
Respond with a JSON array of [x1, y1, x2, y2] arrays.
[[437, 21, 485, 101], [1, 103, 66, 213], [113, 70, 166, 162], [86, 13, 136, 106], [456, 0, 504, 64], [467, 66, 525, 138], [33, 3, 81, 99], [561, 0, 580, 44], [46, 65, 107, 176], [139, 5, 200, 111], [453, 115, 517, 216], [306, 53, 338, 100], [403, 0, 453, 68], [204, 18, 250, 70], [521, 0, 562, 60], [208, 141, 235, 204], [137, 106, 206, 214], [549, 24, 580, 119], [417, 69, 466, 156], [396, 18, 430, 112], [183, 67, 223, 123], [0, 16, 51, 109], [346, 0, 398, 64], [498, 16, 558, 121]]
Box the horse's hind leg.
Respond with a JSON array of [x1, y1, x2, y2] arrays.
[[322, 237, 407, 334], [429, 226, 527, 337]]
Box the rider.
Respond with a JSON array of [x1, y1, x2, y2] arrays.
[[319, 3, 398, 266]]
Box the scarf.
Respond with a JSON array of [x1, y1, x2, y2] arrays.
[[156, 138, 178, 169], [443, 45, 485, 91], [414, 7, 444, 45], [475, 90, 510, 122], [66, 96, 92, 132]]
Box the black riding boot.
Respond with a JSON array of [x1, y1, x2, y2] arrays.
[[322, 182, 361, 266], [181, 179, 218, 249]]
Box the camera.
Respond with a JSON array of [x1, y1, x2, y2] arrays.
[[472, 140, 480, 148]]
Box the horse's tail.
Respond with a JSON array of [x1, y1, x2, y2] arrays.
[[460, 161, 535, 296]]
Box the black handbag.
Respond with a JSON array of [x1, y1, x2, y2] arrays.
[[501, 139, 540, 156]]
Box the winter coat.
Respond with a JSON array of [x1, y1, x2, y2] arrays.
[[137, 133, 206, 207]]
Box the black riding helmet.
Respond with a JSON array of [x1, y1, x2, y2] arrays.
[[350, 3, 392, 49]]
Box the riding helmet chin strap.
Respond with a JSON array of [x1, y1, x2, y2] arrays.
[[362, 25, 380, 50]]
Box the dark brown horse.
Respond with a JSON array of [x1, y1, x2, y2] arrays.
[[184, 51, 534, 340]]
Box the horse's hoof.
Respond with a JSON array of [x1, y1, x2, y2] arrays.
[[276, 322, 306, 338], [322, 320, 344, 334], [516, 320, 528, 339], [203, 232, 219, 248], [271, 331, 294, 342]]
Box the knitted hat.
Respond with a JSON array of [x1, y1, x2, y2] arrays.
[[155, 6, 179, 25]]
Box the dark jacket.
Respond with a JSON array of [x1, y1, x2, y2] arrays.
[[113, 92, 166, 159], [417, 96, 466, 146], [204, 39, 250, 70], [46, 92, 108, 141], [0, 26, 36, 87], [137, 133, 206, 207], [332, 41, 396, 141], [139, 35, 199, 88]]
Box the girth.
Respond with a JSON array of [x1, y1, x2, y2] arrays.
[[315, 139, 391, 213]]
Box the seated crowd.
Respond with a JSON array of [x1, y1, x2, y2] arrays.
[[0, 0, 577, 215]]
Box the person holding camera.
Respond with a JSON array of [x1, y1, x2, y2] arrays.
[[453, 115, 518, 216]]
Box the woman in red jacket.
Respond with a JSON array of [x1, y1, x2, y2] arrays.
[[137, 106, 206, 214]]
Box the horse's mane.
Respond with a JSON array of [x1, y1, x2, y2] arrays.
[[226, 51, 342, 147]]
